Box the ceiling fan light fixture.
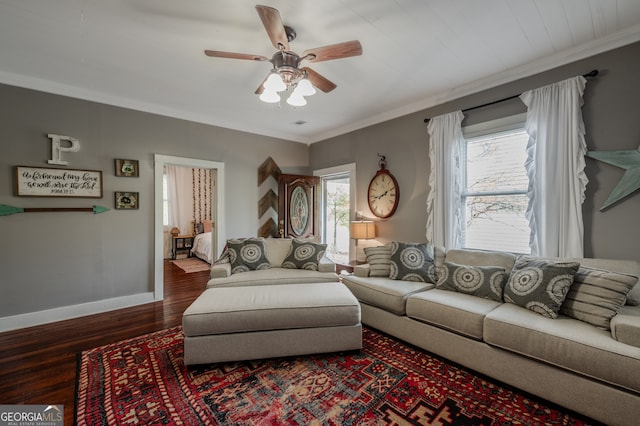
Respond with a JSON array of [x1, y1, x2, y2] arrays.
[[294, 78, 316, 96], [263, 72, 286, 92], [286, 93, 307, 107], [205, 6, 362, 107], [259, 89, 281, 103]]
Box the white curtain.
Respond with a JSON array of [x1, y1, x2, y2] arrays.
[[165, 165, 194, 237], [520, 76, 588, 258], [426, 111, 465, 248]]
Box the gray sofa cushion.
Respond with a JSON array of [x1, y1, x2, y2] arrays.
[[484, 303, 640, 393], [263, 238, 293, 267], [560, 266, 637, 330], [389, 242, 437, 283], [443, 248, 517, 275], [437, 262, 507, 302], [183, 282, 360, 336], [610, 305, 640, 348], [341, 274, 434, 315], [406, 289, 502, 340], [504, 257, 580, 319], [207, 268, 338, 288]]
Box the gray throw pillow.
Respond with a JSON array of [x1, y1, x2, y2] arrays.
[[504, 257, 580, 319], [389, 242, 437, 283], [438, 262, 507, 302], [560, 267, 637, 329], [364, 245, 392, 277], [281, 239, 327, 271], [227, 238, 271, 274]]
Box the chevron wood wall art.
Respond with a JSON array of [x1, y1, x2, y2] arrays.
[[258, 157, 281, 237]]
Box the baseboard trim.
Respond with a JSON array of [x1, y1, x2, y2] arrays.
[[0, 292, 156, 333]]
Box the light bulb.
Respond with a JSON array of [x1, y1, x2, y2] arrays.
[[259, 89, 280, 103], [295, 78, 316, 96], [263, 73, 286, 92], [287, 93, 307, 107]]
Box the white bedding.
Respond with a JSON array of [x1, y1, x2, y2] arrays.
[[191, 232, 213, 263]]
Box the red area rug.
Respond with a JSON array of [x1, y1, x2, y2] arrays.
[[76, 327, 593, 425]]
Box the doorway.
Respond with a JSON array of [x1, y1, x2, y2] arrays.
[[153, 154, 225, 300]]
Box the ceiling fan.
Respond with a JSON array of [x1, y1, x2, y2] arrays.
[[204, 5, 362, 106]]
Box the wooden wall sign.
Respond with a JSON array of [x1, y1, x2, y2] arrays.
[[257, 157, 281, 238], [15, 166, 103, 198]]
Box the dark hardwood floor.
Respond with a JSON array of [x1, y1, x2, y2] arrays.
[[0, 260, 209, 426]]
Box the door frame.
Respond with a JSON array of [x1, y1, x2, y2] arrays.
[[154, 154, 225, 300], [314, 163, 357, 260]]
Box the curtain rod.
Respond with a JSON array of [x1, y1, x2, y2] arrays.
[[423, 69, 599, 123]]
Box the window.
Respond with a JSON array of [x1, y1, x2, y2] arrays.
[[461, 115, 530, 254], [314, 164, 356, 265]]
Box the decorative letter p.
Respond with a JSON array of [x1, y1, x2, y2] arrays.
[[48, 134, 80, 166]]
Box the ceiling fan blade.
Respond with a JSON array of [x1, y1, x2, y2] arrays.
[[303, 40, 362, 63], [255, 5, 290, 51], [302, 67, 337, 93], [204, 50, 270, 62], [255, 74, 268, 95]]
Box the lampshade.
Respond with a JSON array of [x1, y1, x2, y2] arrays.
[[259, 89, 281, 103], [286, 93, 307, 107], [263, 72, 286, 92], [350, 221, 376, 240], [294, 78, 316, 96]]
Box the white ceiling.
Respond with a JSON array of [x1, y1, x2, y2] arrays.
[[1, 1, 639, 144]]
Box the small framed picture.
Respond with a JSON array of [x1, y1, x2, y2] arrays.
[[115, 159, 139, 177], [114, 191, 139, 210]]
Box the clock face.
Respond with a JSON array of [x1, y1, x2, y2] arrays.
[[368, 171, 399, 218]]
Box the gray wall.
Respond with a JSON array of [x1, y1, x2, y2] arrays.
[[0, 85, 308, 319], [2, 41, 639, 326], [310, 42, 640, 261]]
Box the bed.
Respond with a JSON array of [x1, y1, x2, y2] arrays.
[[190, 220, 213, 263]]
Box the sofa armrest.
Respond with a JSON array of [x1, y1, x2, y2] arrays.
[[354, 264, 370, 277], [210, 263, 231, 279], [318, 256, 336, 273], [611, 305, 640, 348]]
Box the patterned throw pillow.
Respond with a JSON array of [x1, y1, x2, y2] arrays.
[[364, 245, 392, 277], [226, 238, 271, 274], [437, 262, 507, 302], [504, 257, 580, 319], [560, 267, 637, 329], [281, 239, 327, 271], [213, 238, 248, 265], [389, 242, 437, 283]]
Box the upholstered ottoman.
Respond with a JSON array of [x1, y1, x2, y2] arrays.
[[182, 282, 362, 365]]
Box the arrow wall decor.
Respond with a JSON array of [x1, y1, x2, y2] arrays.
[[0, 204, 109, 216]]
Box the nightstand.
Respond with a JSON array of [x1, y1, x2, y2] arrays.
[[172, 235, 194, 260], [335, 261, 364, 275], [336, 263, 354, 274]]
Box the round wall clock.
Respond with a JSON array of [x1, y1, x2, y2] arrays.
[[367, 157, 399, 218]]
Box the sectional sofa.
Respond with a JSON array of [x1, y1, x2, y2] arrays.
[[342, 243, 640, 426], [184, 236, 640, 425]]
